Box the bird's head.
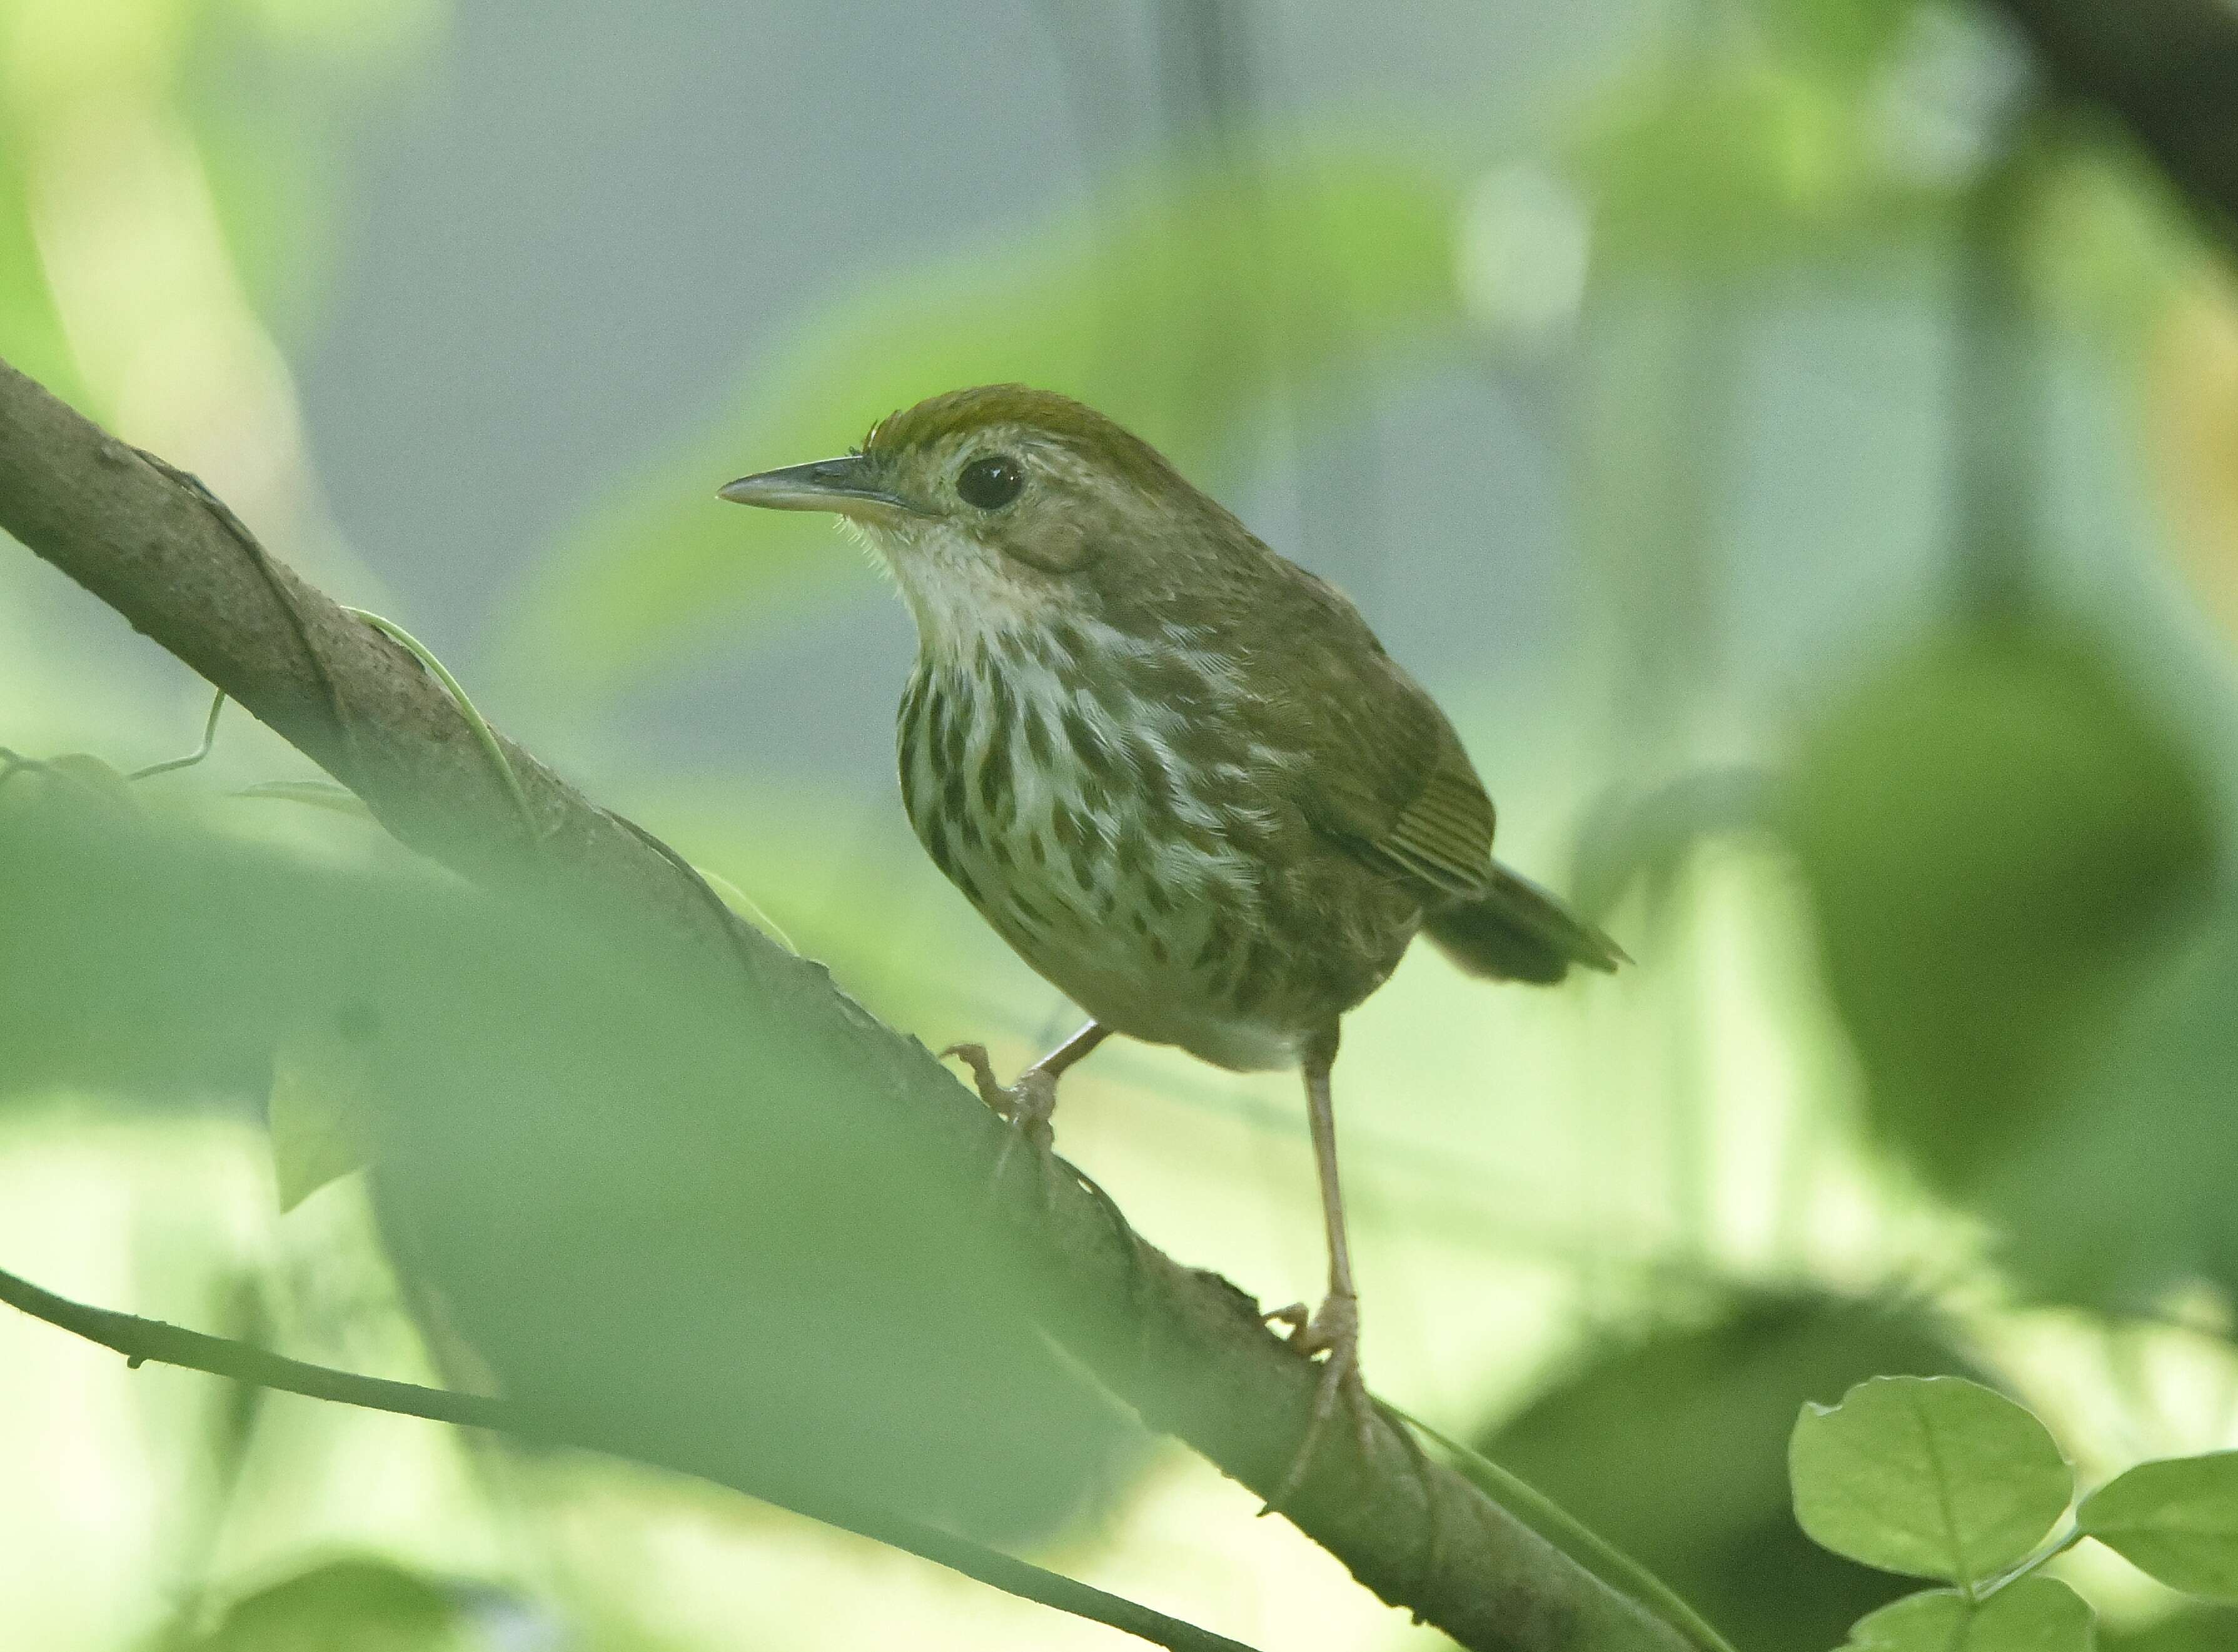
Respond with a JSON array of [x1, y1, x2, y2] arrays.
[[720, 385, 1256, 657]]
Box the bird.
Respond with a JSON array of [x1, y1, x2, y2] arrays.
[[719, 385, 1624, 1498]]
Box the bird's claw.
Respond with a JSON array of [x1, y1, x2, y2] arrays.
[[1261, 1290, 1375, 1512], [944, 1042, 1059, 1144], [942, 1042, 1061, 1199]]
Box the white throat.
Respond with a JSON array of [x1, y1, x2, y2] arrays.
[[853, 518, 1061, 670]]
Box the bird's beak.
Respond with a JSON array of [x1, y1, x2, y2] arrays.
[[717, 455, 924, 521]]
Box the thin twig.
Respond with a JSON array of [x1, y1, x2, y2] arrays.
[[129, 688, 228, 781], [1950, 104, 2049, 627], [0, 1262, 1257, 1652]]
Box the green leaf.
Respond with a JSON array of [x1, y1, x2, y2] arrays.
[[268, 1022, 379, 1211], [2100, 1604, 2238, 1649], [1972, 904, 2238, 1311], [1790, 1376, 2073, 1584], [501, 149, 1464, 698], [1970, 1578, 2097, 1648], [1842, 1578, 2094, 1651], [1781, 623, 2217, 1193], [1477, 1287, 1983, 1651], [1966, 1578, 2095, 1650], [1843, 1589, 1968, 1650], [0, 804, 1133, 1544], [191, 1557, 472, 1652], [2080, 1453, 2238, 1601]]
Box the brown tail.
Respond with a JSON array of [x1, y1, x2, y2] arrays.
[[1423, 863, 1630, 985]]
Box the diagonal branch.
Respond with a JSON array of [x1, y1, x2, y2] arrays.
[[0, 355, 1699, 1652], [0, 1262, 1253, 1652]]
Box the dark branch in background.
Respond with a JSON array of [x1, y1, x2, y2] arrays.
[[0, 353, 1700, 1652], [1950, 106, 2049, 626], [1984, 0, 2238, 258], [0, 1263, 1250, 1652]]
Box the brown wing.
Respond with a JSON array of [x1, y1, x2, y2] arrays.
[[1253, 571, 1495, 901], [1301, 688, 1495, 900]]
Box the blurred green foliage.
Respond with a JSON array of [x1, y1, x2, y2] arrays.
[[0, 793, 1131, 1542], [501, 151, 1466, 694], [0, 0, 438, 410], [10, 0, 2238, 1648], [1782, 620, 2219, 1195], [182, 1557, 475, 1652], [1476, 1291, 1982, 1651], [1573, 46, 1946, 278], [1979, 909, 2238, 1307], [1739, 0, 1922, 81]]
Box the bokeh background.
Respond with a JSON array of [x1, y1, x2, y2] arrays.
[[6, 0, 2238, 1647]]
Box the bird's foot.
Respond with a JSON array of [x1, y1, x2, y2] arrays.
[[1262, 1289, 1376, 1511], [942, 1043, 1062, 1199]]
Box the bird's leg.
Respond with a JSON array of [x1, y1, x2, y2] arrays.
[[944, 1020, 1111, 1191], [1265, 1030, 1376, 1509]]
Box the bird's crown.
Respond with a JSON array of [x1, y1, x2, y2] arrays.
[[859, 384, 1184, 500], [720, 384, 1278, 654]]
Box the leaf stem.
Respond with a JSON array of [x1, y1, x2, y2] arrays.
[[341, 607, 539, 837], [1974, 1522, 2082, 1601], [1389, 1404, 1742, 1652]]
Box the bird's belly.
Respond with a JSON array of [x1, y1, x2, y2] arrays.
[[1010, 932, 1307, 1074], [896, 655, 1414, 1070], [927, 799, 1309, 1071], [981, 857, 1296, 1069]]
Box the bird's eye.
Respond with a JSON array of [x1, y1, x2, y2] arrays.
[[956, 453, 1024, 510]]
